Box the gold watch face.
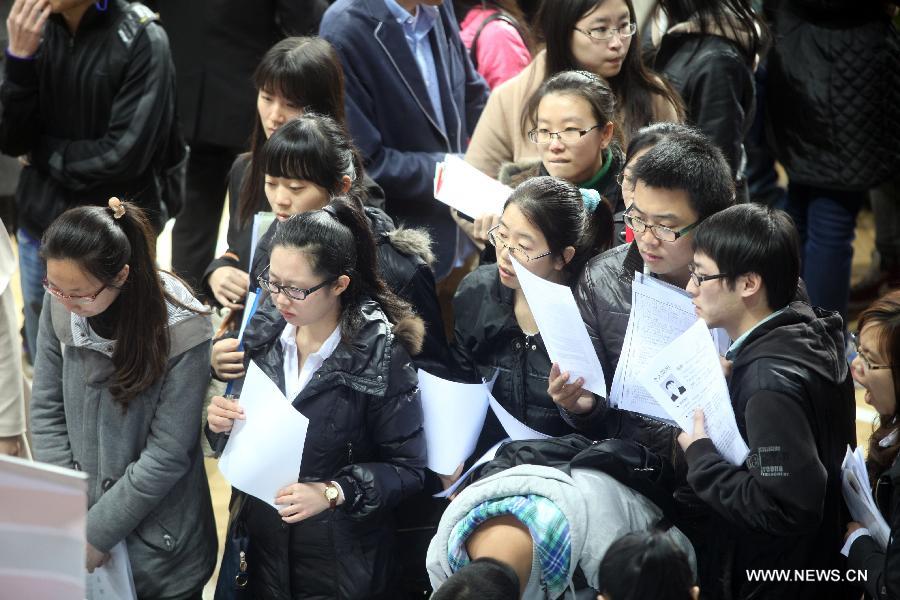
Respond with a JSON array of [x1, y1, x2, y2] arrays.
[[325, 486, 339, 501]]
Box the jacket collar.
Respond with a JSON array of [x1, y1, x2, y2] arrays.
[[618, 242, 645, 283]]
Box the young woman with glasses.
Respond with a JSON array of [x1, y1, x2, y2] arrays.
[[206, 198, 427, 598], [844, 290, 900, 599], [462, 0, 684, 183], [31, 199, 217, 599], [446, 176, 615, 486]]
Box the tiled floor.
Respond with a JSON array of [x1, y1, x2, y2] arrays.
[[5, 205, 885, 597]]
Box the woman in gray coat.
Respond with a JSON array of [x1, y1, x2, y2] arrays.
[[30, 198, 217, 599]]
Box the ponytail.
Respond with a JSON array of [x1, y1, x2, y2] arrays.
[[271, 197, 417, 341], [41, 199, 197, 405]]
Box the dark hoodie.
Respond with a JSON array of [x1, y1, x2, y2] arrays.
[[684, 301, 857, 600]]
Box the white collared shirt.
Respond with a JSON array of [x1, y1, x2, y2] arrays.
[[280, 323, 342, 402]]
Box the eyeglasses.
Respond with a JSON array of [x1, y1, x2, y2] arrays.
[[42, 278, 109, 304], [257, 271, 336, 301], [574, 22, 637, 42], [688, 267, 731, 287], [487, 225, 552, 263], [624, 211, 699, 243], [851, 331, 895, 373], [528, 125, 601, 145]]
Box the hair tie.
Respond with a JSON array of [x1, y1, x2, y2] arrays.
[[579, 189, 601, 214], [108, 197, 126, 220]]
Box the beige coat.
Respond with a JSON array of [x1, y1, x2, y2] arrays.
[[464, 49, 682, 180], [0, 223, 25, 447]]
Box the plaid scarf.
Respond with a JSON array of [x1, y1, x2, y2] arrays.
[[447, 495, 571, 597]]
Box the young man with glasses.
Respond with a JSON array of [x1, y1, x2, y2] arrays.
[[677, 203, 856, 600]]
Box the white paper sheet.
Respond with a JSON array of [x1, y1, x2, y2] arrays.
[[509, 256, 608, 396], [639, 320, 750, 465], [248, 212, 276, 271], [433, 439, 508, 499], [418, 369, 491, 475], [433, 154, 511, 219], [841, 445, 890, 549], [488, 394, 551, 441], [611, 273, 699, 422], [218, 361, 310, 509], [86, 542, 137, 600]]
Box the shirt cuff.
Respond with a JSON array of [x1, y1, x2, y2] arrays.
[[329, 480, 346, 504], [840, 528, 870, 557]]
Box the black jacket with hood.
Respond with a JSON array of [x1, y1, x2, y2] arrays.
[[208, 299, 427, 599], [0, 1, 176, 234], [684, 301, 857, 600]]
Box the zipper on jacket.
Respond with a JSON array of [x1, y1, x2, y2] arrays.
[[347, 442, 354, 465]]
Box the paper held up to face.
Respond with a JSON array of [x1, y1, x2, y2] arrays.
[[639, 319, 749, 466], [218, 360, 310, 509], [509, 256, 608, 396], [419, 369, 492, 476], [434, 154, 512, 220]]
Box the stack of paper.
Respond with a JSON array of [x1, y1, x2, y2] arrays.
[[639, 320, 750, 466], [433, 154, 512, 220], [510, 257, 607, 396], [841, 445, 890, 549]]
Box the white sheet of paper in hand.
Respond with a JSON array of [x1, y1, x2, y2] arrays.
[[611, 274, 698, 423], [509, 256, 607, 395], [86, 541, 137, 600], [433, 439, 508, 499], [639, 319, 749, 465], [433, 154, 511, 219], [841, 445, 890, 549], [218, 360, 309, 509], [418, 369, 491, 475], [488, 393, 551, 441]]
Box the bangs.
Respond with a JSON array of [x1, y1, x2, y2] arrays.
[[260, 124, 335, 188]]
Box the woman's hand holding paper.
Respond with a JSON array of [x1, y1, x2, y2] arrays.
[[207, 394, 245, 434]]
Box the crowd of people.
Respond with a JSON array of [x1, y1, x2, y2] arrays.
[[1, 0, 899, 598]]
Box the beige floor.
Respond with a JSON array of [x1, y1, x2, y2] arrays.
[[5, 205, 884, 597]]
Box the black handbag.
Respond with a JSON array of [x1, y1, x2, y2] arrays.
[[214, 492, 251, 600]]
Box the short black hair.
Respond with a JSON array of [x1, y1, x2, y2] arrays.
[[431, 557, 520, 600], [629, 131, 735, 221], [599, 530, 695, 600], [693, 203, 801, 310]]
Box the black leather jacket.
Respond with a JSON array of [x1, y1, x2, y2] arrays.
[[209, 299, 427, 599], [0, 1, 175, 234]]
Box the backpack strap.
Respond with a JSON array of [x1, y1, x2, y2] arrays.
[[117, 3, 158, 49], [470, 11, 519, 70]]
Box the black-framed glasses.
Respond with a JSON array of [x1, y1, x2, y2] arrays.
[[574, 22, 637, 42], [851, 331, 895, 373], [624, 211, 699, 243], [42, 278, 109, 304], [687, 267, 731, 287], [487, 225, 552, 263], [527, 124, 601, 145], [257, 271, 336, 301]]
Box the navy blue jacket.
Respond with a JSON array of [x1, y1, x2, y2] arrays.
[[320, 0, 489, 279]]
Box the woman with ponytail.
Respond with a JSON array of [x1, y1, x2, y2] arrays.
[[206, 197, 427, 598], [30, 199, 217, 598], [449, 176, 615, 475]]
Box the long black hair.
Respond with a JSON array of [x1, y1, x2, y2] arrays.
[[256, 113, 367, 216], [271, 197, 419, 347], [239, 37, 346, 226], [657, 0, 768, 63], [504, 176, 614, 283], [535, 0, 684, 139], [41, 201, 199, 404]]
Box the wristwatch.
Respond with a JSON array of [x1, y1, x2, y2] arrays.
[[323, 482, 340, 509]]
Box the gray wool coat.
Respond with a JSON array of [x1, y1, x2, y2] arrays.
[[30, 281, 217, 599]]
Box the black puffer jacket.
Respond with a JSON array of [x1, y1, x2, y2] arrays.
[[653, 12, 757, 180], [765, 0, 900, 190], [451, 264, 604, 457], [209, 299, 427, 599], [684, 302, 857, 600], [247, 208, 451, 376], [847, 452, 900, 600], [0, 1, 175, 235]]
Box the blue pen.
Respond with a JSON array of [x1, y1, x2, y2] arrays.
[[224, 288, 263, 398]]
